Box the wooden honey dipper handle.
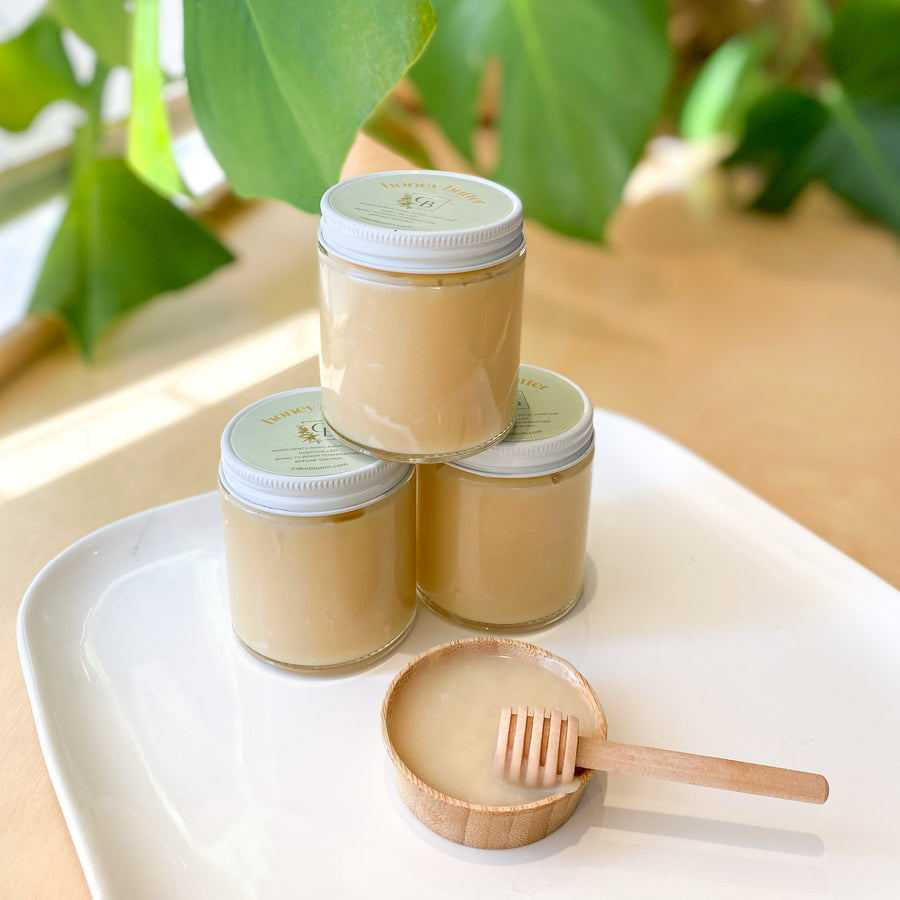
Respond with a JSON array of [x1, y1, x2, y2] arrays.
[[575, 735, 829, 804], [495, 707, 829, 804]]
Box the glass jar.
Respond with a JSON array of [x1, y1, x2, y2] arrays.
[[417, 365, 594, 630], [318, 169, 525, 463], [219, 388, 416, 672]]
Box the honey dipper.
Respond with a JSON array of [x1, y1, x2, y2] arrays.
[[494, 707, 829, 804]]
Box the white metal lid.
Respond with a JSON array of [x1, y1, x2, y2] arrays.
[[449, 365, 594, 477], [318, 170, 525, 273], [219, 388, 412, 515]]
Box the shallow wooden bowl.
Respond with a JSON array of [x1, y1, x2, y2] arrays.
[[381, 636, 607, 849]]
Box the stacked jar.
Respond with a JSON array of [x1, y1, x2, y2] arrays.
[[416, 364, 594, 630], [219, 170, 595, 672], [317, 170, 526, 462], [218, 389, 416, 672]]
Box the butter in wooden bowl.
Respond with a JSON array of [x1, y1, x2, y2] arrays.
[[380, 637, 606, 849]]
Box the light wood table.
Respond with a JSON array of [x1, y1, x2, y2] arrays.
[[2, 141, 898, 897]]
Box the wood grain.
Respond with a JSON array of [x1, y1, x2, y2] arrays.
[[573, 737, 829, 804], [496, 709, 829, 804]]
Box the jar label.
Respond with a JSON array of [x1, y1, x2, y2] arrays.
[[327, 172, 515, 232], [230, 392, 371, 477], [508, 365, 587, 442]]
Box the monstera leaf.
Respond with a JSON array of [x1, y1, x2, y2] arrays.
[[408, 0, 671, 240], [183, 0, 436, 212]]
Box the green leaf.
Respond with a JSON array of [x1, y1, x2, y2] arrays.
[[727, 89, 829, 212], [728, 87, 900, 234], [679, 30, 776, 141], [183, 0, 436, 212], [29, 157, 234, 356], [363, 94, 434, 171], [817, 91, 900, 232], [796, 0, 834, 40], [0, 14, 84, 132], [48, 0, 132, 68], [409, 0, 671, 241], [127, 0, 185, 197], [827, 0, 900, 105], [406, 0, 500, 160]]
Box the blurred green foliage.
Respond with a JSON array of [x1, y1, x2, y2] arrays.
[[5, 1, 896, 357], [0, 0, 671, 355], [679, 0, 900, 233]]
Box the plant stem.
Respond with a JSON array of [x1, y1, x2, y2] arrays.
[[70, 59, 112, 182]]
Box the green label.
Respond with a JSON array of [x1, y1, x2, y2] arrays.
[[230, 392, 370, 477], [328, 172, 514, 232], [508, 366, 586, 442]]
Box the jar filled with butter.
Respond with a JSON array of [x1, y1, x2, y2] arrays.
[[416, 365, 594, 630], [219, 388, 416, 671], [318, 170, 525, 463]]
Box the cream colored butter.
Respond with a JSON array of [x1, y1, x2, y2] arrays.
[[317, 169, 526, 462], [318, 253, 523, 460], [388, 652, 600, 805], [221, 477, 415, 669], [416, 451, 593, 628], [218, 388, 416, 671], [416, 365, 594, 629]]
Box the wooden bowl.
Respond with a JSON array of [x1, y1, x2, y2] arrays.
[[381, 636, 607, 849]]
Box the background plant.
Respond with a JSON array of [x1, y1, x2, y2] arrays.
[[0, 0, 670, 355], [1, 0, 897, 358], [676, 0, 900, 231]]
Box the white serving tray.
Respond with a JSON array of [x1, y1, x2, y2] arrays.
[[18, 410, 900, 899]]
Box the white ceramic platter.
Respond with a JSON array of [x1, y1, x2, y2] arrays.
[[18, 410, 900, 899]]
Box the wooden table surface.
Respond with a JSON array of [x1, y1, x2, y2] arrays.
[[2, 137, 898, 897]]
